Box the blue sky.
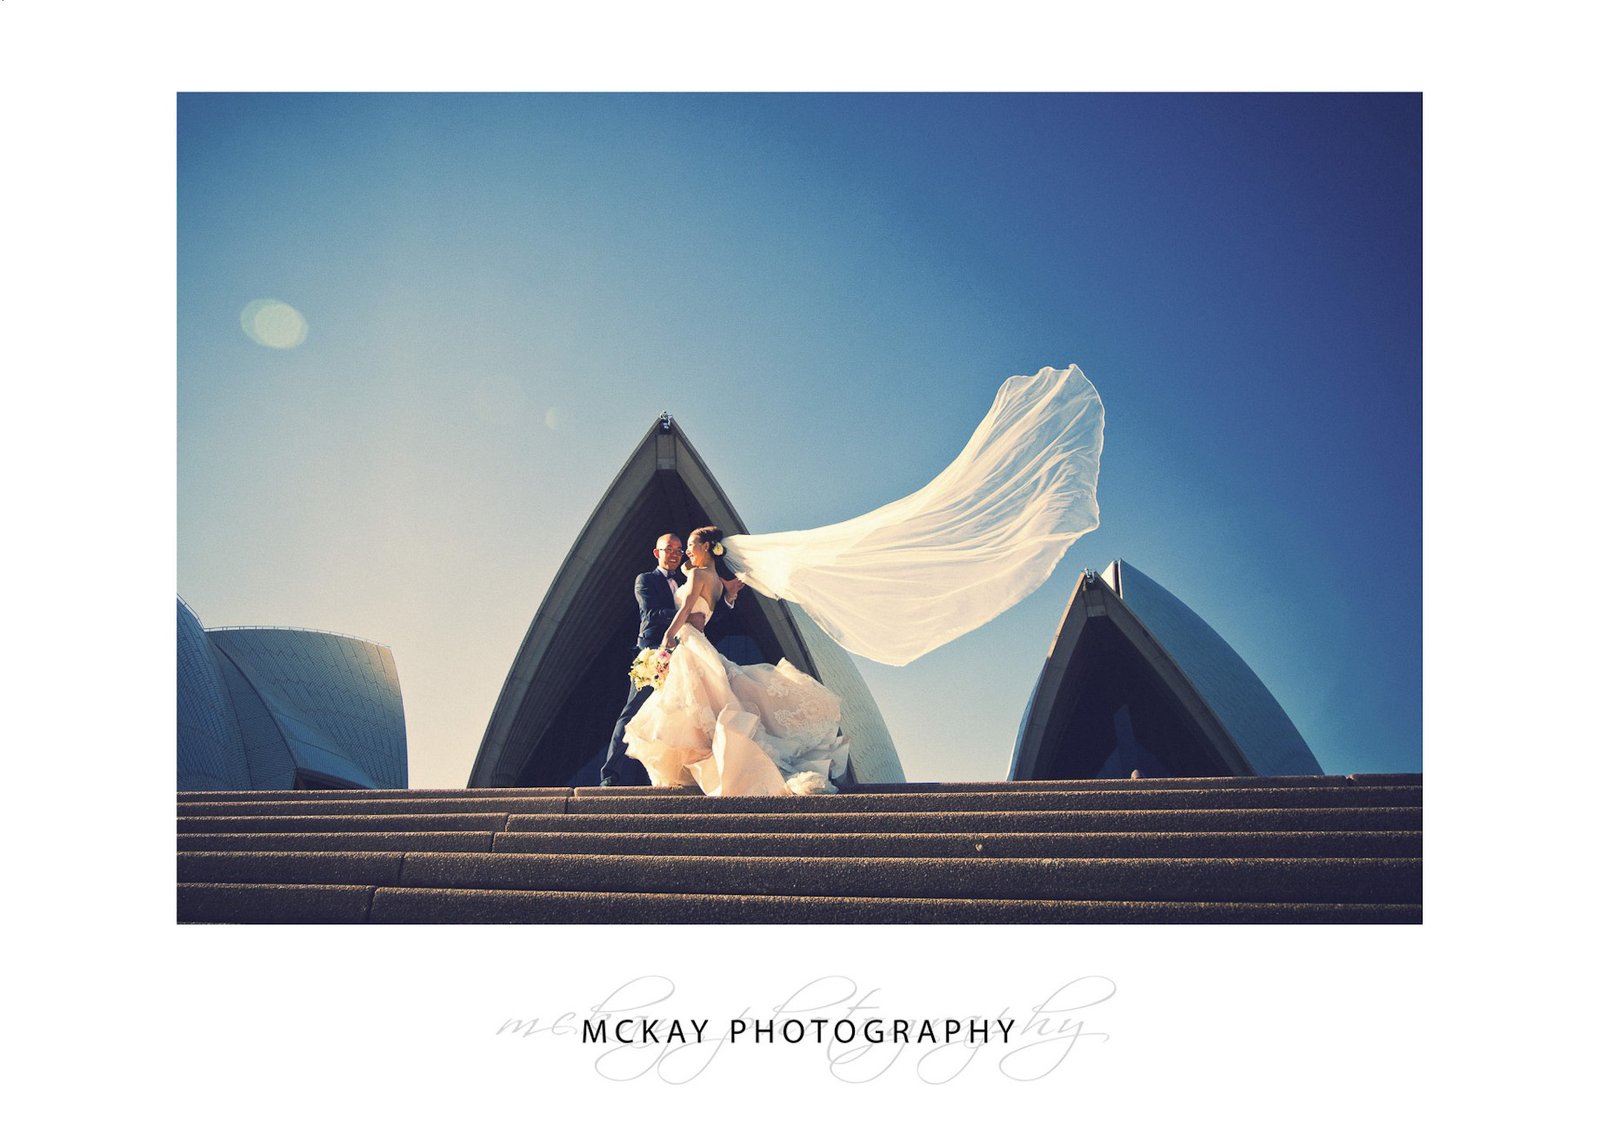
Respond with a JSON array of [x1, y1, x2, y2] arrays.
[[177, 93, 1421, 787]]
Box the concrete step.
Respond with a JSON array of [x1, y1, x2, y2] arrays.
[[178, 785, 1419, 819], [566, 787, 1422, 813], [176, 805, 1420, 836], [178, 831, 498, 853], [179, 883, 376, 923], [844, 773, 1423, 792], [178, 850, 1421, 905], [178, 797, 566, 817], [177, 787, 570, 801], [178, 813, 513, 834], [488, 829, 1423, 859], [509, 806, 1423, 834], [175, 774, 1420, 802], [177, 883, 1421, 924], [181, 851, 405, 886], [573, 774, 1421, 795], [176, 829, 1420, 858]]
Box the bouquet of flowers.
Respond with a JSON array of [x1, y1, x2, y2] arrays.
[[629, 646, 672, 690]]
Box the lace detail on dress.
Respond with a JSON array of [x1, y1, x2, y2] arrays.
[[751, 661, 842, 746], [763, 677, 837, 739]]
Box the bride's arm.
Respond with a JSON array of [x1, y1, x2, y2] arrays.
[[659, 568, 712, 650]]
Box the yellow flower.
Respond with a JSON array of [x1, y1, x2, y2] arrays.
[[629, 647, 672, 689], [711, 541, 725, 557]]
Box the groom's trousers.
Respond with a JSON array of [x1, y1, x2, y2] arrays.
[[600, 670, 652, 786]]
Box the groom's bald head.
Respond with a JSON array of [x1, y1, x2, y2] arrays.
[[654, 533, 684, 573]]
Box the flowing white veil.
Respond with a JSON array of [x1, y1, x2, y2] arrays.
[[722, 365, 1104, 666]]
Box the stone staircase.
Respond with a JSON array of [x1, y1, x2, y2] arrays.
[[176, 774, 1422, 923]]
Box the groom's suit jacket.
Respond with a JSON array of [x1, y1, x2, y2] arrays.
[[703, 581, 747, 644], [704, 582, 765, 666], [635, 570, 681, 649]]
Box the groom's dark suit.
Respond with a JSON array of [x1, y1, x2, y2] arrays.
[[600, 566, 682, 785], [705, 583, 764, 666]]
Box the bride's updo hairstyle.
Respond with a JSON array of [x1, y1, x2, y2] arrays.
[[689, 525, 733, 579]]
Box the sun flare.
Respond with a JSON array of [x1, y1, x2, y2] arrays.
[[240, 299, 309, 349]]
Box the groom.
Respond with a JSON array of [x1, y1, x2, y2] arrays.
[[600, 532, 687, 786]]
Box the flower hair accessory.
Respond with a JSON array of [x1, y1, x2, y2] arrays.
[[711, 541, 725, 557]]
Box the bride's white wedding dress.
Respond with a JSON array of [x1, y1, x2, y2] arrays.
[[623, 584, 850, 796]]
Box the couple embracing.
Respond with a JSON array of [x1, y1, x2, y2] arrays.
[[600, 526, 850, 796], [600, 365, 1108, 798]]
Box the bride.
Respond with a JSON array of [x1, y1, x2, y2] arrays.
[[623, 526, 850, 796], [624, 364, 1106, 798]]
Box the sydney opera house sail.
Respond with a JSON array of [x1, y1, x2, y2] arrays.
[[471, 415, 903, 788], [177, 597, 408, 791], [1010, 560, 1322, 780]]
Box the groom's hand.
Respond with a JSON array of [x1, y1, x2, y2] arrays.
[[723, 577, 744, 604]]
